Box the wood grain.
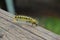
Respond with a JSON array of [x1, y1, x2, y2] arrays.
[[0, 9, 60, 40]]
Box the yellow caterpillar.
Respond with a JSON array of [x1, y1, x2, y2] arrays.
[[13, 15, 38, 26]]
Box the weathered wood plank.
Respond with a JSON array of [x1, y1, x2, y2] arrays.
[[0, 14, 43, 40], [0, 26, 22, 40], [0, 9, 60, 40]]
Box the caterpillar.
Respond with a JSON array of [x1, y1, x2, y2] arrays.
[[13, 15, 38, 26]]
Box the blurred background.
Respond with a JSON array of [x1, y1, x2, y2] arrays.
[[0, 0, 60, 35]]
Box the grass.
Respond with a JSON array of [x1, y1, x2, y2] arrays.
[[38, 17, 60, 35]]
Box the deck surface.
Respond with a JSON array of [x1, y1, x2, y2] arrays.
[[0, 9, 60, 40]]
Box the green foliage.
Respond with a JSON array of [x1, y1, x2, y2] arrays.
[[38, 17, 60, 35]]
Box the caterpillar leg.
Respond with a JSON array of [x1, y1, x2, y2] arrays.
[[32, 22, 38, 26]]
